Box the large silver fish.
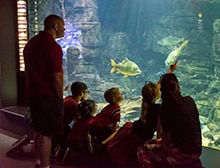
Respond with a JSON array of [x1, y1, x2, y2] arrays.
[[110, 57, 141, 78], [165, 40, 188, 66]]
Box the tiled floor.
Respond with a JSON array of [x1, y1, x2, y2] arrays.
[[0, 129, 72, 168]]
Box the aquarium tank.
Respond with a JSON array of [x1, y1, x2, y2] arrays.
[[24, 0, 220, 150]]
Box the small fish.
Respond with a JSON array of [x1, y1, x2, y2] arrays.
[[120, 97, 142, 114], [214, 138, 220, 147], [63, 84, 70, 91], [203, 131, 215, 141], [110, 57, 141, 78], [165, 40, 189, 67]]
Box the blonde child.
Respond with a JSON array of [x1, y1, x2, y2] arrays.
[[88, 87, 123, 152]]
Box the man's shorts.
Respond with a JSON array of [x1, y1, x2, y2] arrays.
[[28, 96, 64, 136]]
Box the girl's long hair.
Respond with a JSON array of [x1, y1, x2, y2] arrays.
[[160, 73, 184, 106], [140, 82, 159, 123]]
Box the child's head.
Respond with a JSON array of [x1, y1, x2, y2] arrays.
[[78, 99, 96, 118], [71, 82, 89, 101], [104, 87, 123, 104], [142, 82, 160, 104], [140, 82, 160, 123]]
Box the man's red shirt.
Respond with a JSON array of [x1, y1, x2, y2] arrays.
[[24, 31, 63, 98]]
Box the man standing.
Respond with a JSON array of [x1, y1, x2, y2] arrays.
[[24, 14, 65, 168]]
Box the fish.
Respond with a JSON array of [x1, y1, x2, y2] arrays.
[[120, 97, 142, 114], [110, 57, 141, 78], [214, 138, 220, 147], [157, 36, 185, 46], [203, 131, 215, 141], [165, 40, 189, 67]]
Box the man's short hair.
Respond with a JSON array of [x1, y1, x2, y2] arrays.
[[44, 14, 63, 29]]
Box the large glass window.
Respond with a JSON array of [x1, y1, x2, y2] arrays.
[[18, 0, 220, 151]]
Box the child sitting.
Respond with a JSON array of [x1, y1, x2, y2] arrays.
[[89, 87, 123, 152], [107, 82, 161, 166], [67, 99, 97, 154]]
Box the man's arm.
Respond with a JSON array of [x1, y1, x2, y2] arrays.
[[53, 72, 63, 99]]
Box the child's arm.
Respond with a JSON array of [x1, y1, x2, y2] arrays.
[[111, 122, 118, 133], [102, 131, 117, 145], [86, 131, 94, 154], [111, 108, 120, 132]]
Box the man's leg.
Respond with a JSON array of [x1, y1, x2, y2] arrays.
[[39, 135, 52, 168], [34, 133, 41, 166]]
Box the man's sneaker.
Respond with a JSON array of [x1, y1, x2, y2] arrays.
[[6, 134, 30, 157]]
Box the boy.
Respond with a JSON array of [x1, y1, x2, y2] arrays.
[[89, 87, 123, 149]]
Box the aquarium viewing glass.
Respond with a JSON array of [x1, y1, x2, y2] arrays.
[[18, 0, 220, 150]]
